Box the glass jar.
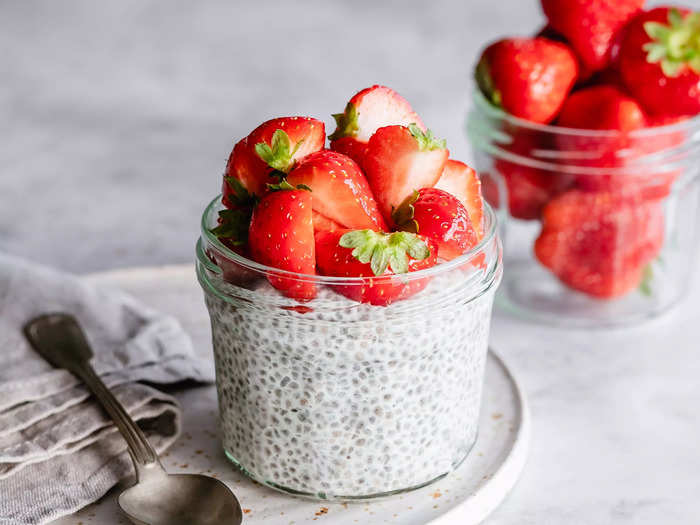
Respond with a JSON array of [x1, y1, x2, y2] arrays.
[[195, 195, 502, 500], [468, 90, 700, 327]]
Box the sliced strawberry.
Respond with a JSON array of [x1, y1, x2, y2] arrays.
[[223, 116, 325, 203], [248, 189, 316, 300], [393, 188, 478, 260], [286, 150, 388, 231], [434, 159, 485, 240], [315, 229, 437, 306], [312, 211, 342, 233], [363, 124, 449, 225], [329, 85, 425, 166]]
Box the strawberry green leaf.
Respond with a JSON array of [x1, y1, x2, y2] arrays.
[[267, 180, 313, 192], [254, 129, 298, 173], [328, 102, 359, 141], [224, 176, 258, 206], [210, 208, 251, 246], [639, 263, 654, 297], [643, 8, 700, 77], [339, 229, 430, 276], [409, 124, 446, 151], [392, 190, 420, 233], [475, 58, 502, 108]]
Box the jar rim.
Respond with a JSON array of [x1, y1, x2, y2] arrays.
[[198, 194, 500, 285], [471, 88, 700, 138]]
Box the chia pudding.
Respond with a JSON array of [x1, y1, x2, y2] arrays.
[[197, 198, 502, 499], [197, 85, 503, 499]]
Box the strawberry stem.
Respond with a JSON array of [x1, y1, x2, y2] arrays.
[[475, 58, 502, 107], [643, 8, 700, 77], [392, 190, 420, 233], [328, 102, 360, 141], [408, 124, 446, 151], [254, 129, 300, 173], [211, 208, 252, 246], [339, 229, 430, 276]]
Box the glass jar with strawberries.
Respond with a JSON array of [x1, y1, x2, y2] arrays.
[[468, 2, 700, 327], [196, 86, 503, 499]]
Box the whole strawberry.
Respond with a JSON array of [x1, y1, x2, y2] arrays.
[[555, 85, 677, 198], [315, 229, 437, 306], [481, 129, 573, 220], [541, 0, 644, 72], [535, 189, 664, 298], [475, 37, 579, 123], [329, 85, 425, 166], [393, 188, 478, 260], [619, 7, 700, 117]]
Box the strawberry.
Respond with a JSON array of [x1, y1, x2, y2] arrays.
[[248, 188, 316, 300], [535, 189, 664, 298], [363, 124, 448, 224], [618, 7, 700, 118], [434, 160, 485, 240], [536, 25, 596, 82], [286, 149, 388, 231], [555, 85, 647, 172], [223, 116, 325, 203], [481, 130, 572, 220], [541, 0, 644, 72], [328, 85, 425, 166], [555, 85, 676, 198], [483, 164, 570, 220], [315, 229, 437, 306], [557, 85, 648, 132], [393, 188, 478, 260], [312, 211, 342, 233], [475, 38, 579, 123]]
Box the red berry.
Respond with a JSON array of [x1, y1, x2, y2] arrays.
[[363, 124, 448, 225], [481, 130, 573, 220], [394, 188, 478, 260], [555, 85, 677, 198], [434, 160, 485, 240], [475, 37, 579, 123], [286, 150, 387, 231], [223, 116, 325, 202], [541, 0, 644, 72], [311, 210, 342, 233], [248, 189, 316, 300], [329, 85, 425, 166], [618, 7, 700, 118], [315, 229, 437, 306], [535, 189, 664, 298]]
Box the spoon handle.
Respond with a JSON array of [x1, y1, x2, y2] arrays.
[[24, 313, 161, 473]]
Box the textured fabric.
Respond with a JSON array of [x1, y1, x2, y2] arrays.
[[0, 255, 214, 524]]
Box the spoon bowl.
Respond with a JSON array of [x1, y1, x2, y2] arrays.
[[118, 467, 243, 525]]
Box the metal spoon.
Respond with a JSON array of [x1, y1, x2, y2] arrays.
[[24, 313, 243, 525]]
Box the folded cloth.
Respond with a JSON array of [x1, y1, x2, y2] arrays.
[[0, 254, 215, 525]]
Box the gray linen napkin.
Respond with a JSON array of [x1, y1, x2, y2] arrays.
[[0, 254, 215, 524]]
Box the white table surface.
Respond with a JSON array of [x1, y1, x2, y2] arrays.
[[4, 0, 700, 523]]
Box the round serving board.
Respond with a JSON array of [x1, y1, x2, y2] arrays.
[[53, 264, 530, 525]]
